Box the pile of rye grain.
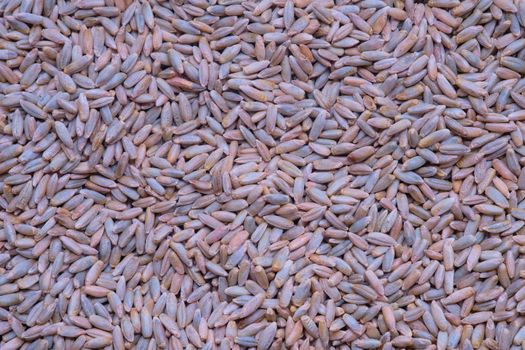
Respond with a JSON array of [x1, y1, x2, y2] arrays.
[[1, 0, 525, 349]]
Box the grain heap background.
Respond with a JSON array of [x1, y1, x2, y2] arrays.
[[1, 0, 525, 349]]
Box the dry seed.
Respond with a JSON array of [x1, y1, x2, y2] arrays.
[[0, 0, 524, 349]]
